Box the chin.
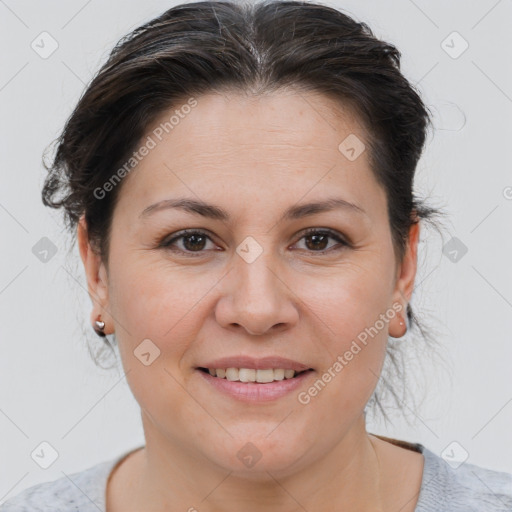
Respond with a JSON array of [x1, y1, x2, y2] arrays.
[[203, 433, 311, 478]]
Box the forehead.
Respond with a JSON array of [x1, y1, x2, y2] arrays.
[[155, 88, 366, 159], [114, 89, 385, 224]]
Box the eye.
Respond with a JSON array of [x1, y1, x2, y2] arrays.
[[159, 227, 350, 257], [292, 228, 349, 254], [159, 229, 217, 256]]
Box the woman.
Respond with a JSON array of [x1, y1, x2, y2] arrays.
[[2, 1, 511, 511]]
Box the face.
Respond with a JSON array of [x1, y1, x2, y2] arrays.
[[79, 89, 418, 478]]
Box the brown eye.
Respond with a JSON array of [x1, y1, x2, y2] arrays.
[[160, 230, 216, 256], [180, 233, 208, 251], [294, 229, 349, 254], [304, 233, 330, 251], [160, 228, 349, 257]]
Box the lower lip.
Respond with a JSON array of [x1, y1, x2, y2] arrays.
[[196, 369, 314, 402]]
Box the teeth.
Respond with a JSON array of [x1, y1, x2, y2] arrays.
[[273, 369, 285, 380], [284, 369, 295, 379], [239, 368, 256, 382], [226, 368, 239, 381], [206, 367, 302, 382]]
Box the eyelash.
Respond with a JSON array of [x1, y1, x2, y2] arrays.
[[159, 228, 350, 257]]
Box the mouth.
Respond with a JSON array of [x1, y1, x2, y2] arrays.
[[195, 366, 315, 402], [197, 367, 313, 383]]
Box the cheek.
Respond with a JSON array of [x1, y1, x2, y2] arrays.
[[300, 261, 393, 402], [106, 261, 211, 424], [307, 260, 394, 344], [107, 256, 226, 376], [110, 256, 203, 334]]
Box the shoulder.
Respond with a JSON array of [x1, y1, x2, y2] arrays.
[[0, 456, 120, 512], [416, 444, 512, 512]]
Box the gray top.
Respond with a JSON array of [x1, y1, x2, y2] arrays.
[[1, 439, 511, 511]]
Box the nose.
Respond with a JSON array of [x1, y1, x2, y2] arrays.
[[214, 250, 299, 336]]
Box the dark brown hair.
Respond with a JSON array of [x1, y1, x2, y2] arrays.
[[42, 0, 446, 423]]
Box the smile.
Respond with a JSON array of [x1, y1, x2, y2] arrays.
[[198, 367, 310, 382], [196, 367, 315, 402]]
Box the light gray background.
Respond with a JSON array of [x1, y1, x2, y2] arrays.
[[1, 0, 511, 503]]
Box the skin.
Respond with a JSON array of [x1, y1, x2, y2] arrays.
[[78, 89, 424, 511]]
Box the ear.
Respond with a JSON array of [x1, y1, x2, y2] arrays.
[[77, 215, 112, 335], [388, 220, 420, 338]]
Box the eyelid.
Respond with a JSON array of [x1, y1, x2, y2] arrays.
[[297, 227, 350, 245]]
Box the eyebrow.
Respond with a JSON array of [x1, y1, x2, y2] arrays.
[[139, 197, 367, 222]]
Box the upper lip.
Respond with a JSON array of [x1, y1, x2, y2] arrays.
[[198, 356, 313, 372]]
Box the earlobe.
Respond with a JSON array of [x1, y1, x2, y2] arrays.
[[389, 301, 408, 338]]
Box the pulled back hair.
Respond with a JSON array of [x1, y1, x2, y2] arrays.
[[42, 0, 446, 424]]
